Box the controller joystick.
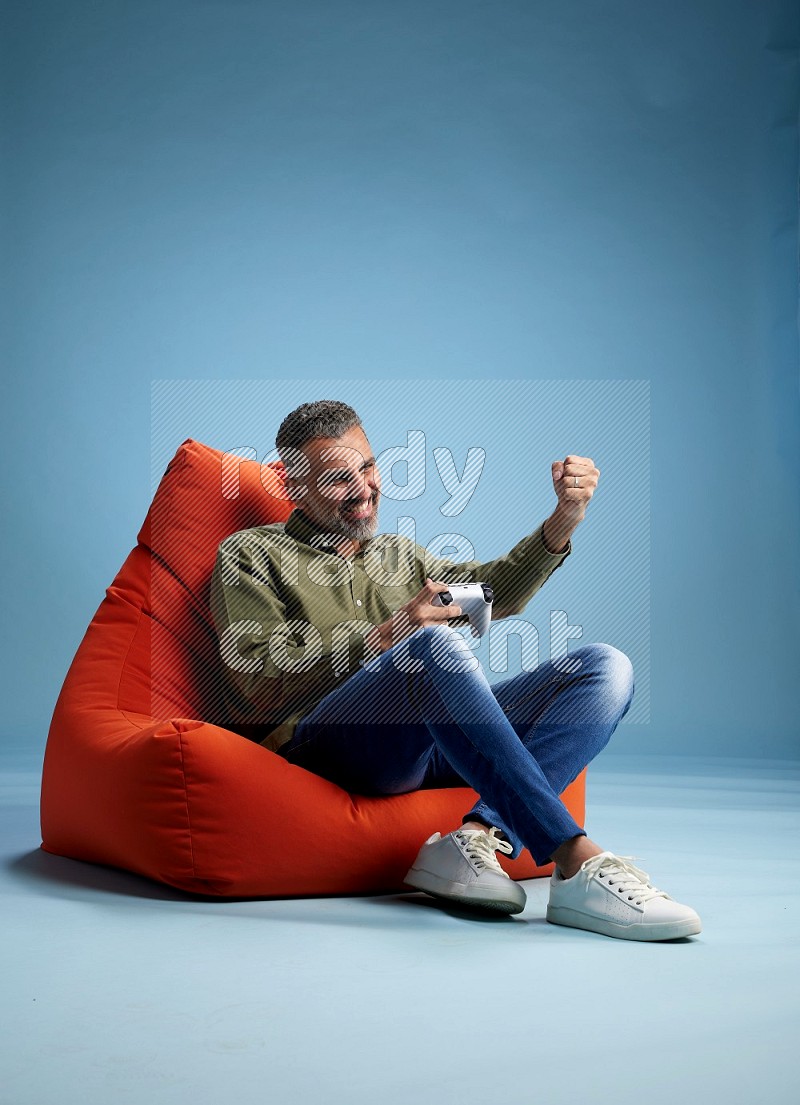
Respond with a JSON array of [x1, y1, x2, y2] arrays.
[[432, 582, 494, 638]]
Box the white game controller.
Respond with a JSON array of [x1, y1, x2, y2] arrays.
[[432, 582, 494, 638]]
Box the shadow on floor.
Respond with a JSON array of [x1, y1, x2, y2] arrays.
[[8, 848, 700, 944], [9, 848, 199, 901], [7, 847, 532, 930]]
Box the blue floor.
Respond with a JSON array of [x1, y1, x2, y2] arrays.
[[2, 752, 798, 1105]]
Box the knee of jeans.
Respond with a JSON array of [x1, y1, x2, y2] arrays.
[[413, 623, 479, 673], [572, 642, 634, 703]]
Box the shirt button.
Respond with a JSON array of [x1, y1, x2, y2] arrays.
[[356, 599, 363, 607]]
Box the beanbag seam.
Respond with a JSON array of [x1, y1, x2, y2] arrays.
[[175, 726, 197, 877], [115, 606, 146, 712]]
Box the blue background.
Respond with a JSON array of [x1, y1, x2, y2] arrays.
[[3, 0, 798, 759]]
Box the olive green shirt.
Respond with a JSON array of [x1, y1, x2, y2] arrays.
[[210, 508, 572, 752]]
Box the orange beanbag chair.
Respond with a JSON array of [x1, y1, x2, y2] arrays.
[[40, 438, 585, 897]]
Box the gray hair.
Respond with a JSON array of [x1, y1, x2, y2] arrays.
[[275, 400, 362, 458]]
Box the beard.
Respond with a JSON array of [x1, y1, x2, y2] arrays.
[[325, 492, 380, 543]]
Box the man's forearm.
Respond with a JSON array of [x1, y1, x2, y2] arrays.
[[365, 621, 393, 656], [542, 505, 584, 554]]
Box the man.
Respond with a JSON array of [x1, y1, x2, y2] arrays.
[[211, 399, 701, 941]]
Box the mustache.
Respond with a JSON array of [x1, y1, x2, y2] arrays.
[[341, 492, 379, 509]]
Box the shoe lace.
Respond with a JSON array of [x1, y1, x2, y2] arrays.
[[456, 827, 513, 876], [581, 853, 671, 906]]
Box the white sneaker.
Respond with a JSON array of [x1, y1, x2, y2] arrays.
[[546, 851, 702, 941], [404, 827, 527, 915]]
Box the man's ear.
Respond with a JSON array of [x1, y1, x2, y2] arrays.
[[277, 446, 310, 503]]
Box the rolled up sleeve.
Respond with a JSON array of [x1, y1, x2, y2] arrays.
[[422, 522, 571, 619]]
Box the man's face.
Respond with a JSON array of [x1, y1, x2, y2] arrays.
[[286, 425, 381, 544]]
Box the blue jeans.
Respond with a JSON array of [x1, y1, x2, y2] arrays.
[[277, 625, 635, 866]]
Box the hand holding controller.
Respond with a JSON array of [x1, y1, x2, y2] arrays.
[[432, 582, 494, 638]]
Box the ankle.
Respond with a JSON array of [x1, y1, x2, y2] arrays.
[[552, 835, 604, 880]]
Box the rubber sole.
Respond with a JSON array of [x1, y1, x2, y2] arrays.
[[404, 866, 527, 915], [546, 904, 702, 941]]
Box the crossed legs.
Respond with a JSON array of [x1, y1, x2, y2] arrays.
[[278, 625, 635, 867]]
